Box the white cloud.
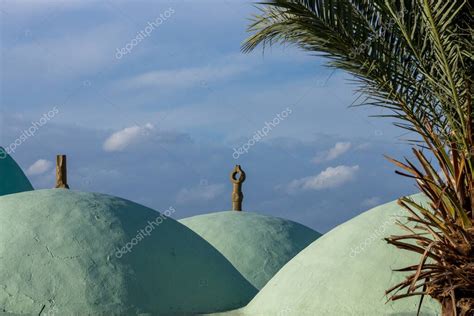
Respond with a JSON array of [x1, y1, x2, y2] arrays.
[[103, 123, 154, 152], [312, 142, 351, 163], [176, 183, 225, 204], [361, 196, 382, 208], [355, 142, 371, 151], [119, 64, 248, 90], [288, 165, 359, 191], [26, 159, 53, 176]]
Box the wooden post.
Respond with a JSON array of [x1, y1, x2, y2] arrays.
[[230, 165, 246, 211], [55, 155, 70, 189]]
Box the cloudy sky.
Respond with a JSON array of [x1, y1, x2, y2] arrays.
[[0, 0, 418, 233]]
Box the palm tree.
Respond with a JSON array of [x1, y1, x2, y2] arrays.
[[242, 0, 473, 315]]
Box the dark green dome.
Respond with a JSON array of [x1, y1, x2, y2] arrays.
[[0, 147, 33, 196]]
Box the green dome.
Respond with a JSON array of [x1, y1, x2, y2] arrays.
[[0, 190, 257, 315], [218, 195, 440, 315], [179, 211, 321, 290], [0, 147, 33, 196]]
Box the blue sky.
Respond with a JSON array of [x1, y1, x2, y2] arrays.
[[0, 0, 418, 233]]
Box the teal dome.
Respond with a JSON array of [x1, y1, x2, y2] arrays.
[[0, 190, 257, 315], [216, 195, 440, 315], [179, 211, 321, 289], [0, 147, 33, 196]]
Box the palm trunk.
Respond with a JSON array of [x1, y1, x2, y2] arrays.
[[441, 297, 455, 316], [441, 299, 456, 316], [441, 296, 474, 316]]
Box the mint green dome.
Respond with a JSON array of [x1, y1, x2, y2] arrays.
[[0, 190, 257, 315], [217, 195, 440, 315], [179, 211, 321, 290], [0, 147, 33, 196]]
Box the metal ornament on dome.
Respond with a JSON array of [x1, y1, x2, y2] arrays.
[[230, 165, 246, 211]]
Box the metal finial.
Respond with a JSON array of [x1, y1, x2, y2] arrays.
[[55, 155, 70, 189], [230, 165, 246, 211]]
